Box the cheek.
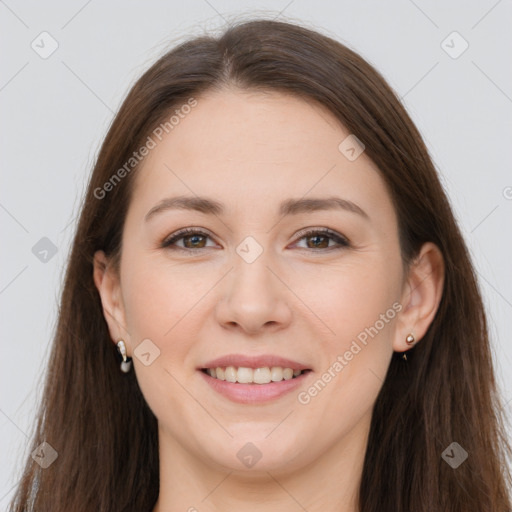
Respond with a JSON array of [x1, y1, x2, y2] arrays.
[[294, 255, 401, 348], [121, 254, 207, 343], [123, 274, 177, 344], [119, 258, 208, 423], [292, 258, 398, 427], [119, 260, 200, 405]]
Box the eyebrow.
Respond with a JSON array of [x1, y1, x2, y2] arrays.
[[144, 195, 370, 222]]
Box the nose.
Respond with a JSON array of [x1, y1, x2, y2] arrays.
[[214, 249, 293, 335]]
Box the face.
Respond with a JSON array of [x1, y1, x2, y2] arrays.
[[98, 88, 410, 474]]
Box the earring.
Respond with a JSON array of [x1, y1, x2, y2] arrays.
[[402, 333, 416, 361], [116, 340, 132, 373]]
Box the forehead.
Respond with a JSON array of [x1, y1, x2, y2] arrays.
[[144, 88, 351, 171], [128, 88, 396, 225]]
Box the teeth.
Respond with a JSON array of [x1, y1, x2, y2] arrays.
[[283, 368, 294, 380], [270, 367, 283, 381], [253, 367, 271, 384], [225, 366, 237, 383], [237, 367, 253, 384], [205, 366, 306, 384]]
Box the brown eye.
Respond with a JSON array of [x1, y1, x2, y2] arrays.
[[161, 229, 215, 251], [294, 228, 350, 251], [305, 233, 330, 249], [181, 234, 207, 249]]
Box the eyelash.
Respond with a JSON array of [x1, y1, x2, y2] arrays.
[[160, 227, 350, 254]]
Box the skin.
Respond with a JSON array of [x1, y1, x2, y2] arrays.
[[93, 87, 444, 511]]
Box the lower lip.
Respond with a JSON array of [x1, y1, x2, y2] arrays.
[[198, 370, 311, 404]]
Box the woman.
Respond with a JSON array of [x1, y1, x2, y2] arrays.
[[9, 18, 512, 512]]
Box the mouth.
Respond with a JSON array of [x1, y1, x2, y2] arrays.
[[198, 366, 313, 404], [198, 354, 313, 403], [200, 366, 312, 384]]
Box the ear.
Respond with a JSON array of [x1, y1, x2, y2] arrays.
[[93, 250, 131, 355], [394, 242, 445, 352]]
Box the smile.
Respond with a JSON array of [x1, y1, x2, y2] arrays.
[[201, 366, 311, 384], [199, 367, 313, 404]]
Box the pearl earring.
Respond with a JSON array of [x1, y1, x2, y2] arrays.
[[116, 340, 132, 373]]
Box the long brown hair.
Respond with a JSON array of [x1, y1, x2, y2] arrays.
[[9, 18, 512, 512]]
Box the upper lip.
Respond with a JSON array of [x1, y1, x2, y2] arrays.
[[200, 354, 311, 371]]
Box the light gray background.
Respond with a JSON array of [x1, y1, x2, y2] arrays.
[[1, 0, 511, 505]]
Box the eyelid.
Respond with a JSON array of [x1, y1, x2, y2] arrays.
[[293, 227, 349, 242]]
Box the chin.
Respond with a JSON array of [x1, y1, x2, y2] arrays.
[[200, 433, 308, 473]]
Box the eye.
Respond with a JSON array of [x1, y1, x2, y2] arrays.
[[292, 228, 350, 251], [161, 228, 217, 251]]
